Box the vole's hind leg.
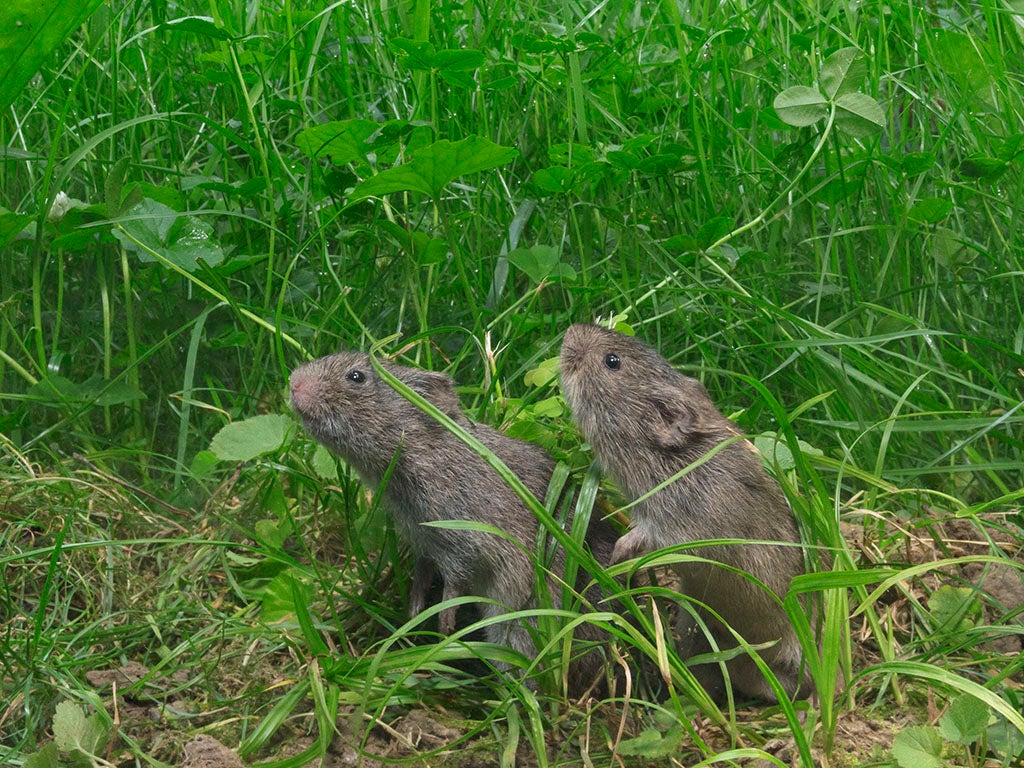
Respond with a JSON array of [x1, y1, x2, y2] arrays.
[[409, 555, 434, 619], [674, 604, 727, 703], [437, 578, 462, 635], [409, 555, 461, 634]]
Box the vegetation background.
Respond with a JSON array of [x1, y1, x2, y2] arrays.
[[1, 0, 1022, 765]]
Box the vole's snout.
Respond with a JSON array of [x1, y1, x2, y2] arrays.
[[289, 367, 319, 416]]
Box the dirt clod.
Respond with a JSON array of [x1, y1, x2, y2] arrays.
[[181, 734, 245, 768]]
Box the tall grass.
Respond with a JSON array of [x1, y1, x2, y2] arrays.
[[1, 0, 1022, 764]]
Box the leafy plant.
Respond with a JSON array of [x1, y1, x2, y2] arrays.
[[774, 47, 886, 138], [892, 693, 1022, 767], [22, 701, 109, 768]]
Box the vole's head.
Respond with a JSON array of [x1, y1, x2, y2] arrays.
[[290, 351, 463, 466], [559, 324, 721, 455]]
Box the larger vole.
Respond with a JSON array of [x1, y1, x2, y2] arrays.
[[559, 323, 812, 701], [289, 350, 617, 695]]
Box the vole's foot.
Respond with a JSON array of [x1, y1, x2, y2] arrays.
[[408, 555, 434, 618], [437, 606, 457, 635]]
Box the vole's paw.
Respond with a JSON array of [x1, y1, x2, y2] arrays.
[[610, 529, 646, 566]]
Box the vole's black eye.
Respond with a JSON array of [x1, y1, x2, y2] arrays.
[[346, 369, 366, 383], [603, 353, 621, 371]]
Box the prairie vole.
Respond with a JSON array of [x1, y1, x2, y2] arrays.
[[559, 324, 811, 701], [290, 350, 616, 694]]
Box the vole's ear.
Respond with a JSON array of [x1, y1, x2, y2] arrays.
[[649, 379, 713, 451], [649, 396, 701, 451], [404, 370, 463, 419]]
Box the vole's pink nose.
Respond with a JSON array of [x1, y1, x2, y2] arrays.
[[289, 368, 318, 414]]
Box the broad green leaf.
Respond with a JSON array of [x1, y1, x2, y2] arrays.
[[607, 149, 642, 170], [930, 226, 973, 268], [902, 151, 936, 175], [311, 444, 339, 481], [928, 585, 980, 631], [616, 727, 685, 758], [387, 37, 435, 70], [255, 518, 291, 550], [665, 234, 700, 252], [752, 433, 823, 471], [52, 701, 88, 753], [294, 119, 379, 163], [135, 181, 187, 208], [348, 136, 519, 201], [820, 47, 867, 100], [112, 198, 225, 271], [0, 208, 32, 247], [996, 133, 1024, 162], [773, 86, 828, 127], [378, 220, 447, 265], [608, 314, 635, 335], [637, 153, 683, 176], [696, 216, 735, 249], [527, 396, 563, 418], [530, 166, 575, 195], [481, 75, 517, 91], [907, 197, 953, 224], [511, 31, 575, 55], [925, 29, 993, 96], [82, 377, 146, 407], [105, 158, 129, 217], [507, 244, 576, 284], [209, 414, 294, 462], [22, 743, 59, 768], [549, 142, 597, 165], [0, 0, 106, 114], [891, 726, 943, 768], [27, 374, 145, 407], [386, 38, 485, 86], [958, 155, 1006, 180], [834, 91, 885, 138], [164, 214, 223, 268], [81, 712, 107, 756], [989, 715, 1024, 761], [190, 449, 219, 479], [438, 68, 477, 88], [431, 48, 485, 73], [524, 357, 560, 388], [51, 701, 106, 757], [260, 569, 314, 625], [939, 694, 990, 745]]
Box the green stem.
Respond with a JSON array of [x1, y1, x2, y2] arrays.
[[119, 248, 144, 452]]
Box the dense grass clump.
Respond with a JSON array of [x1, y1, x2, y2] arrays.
[[1, 0, 1022, 765]]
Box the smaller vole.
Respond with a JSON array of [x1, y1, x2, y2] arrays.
[[289, 351, 617, 694], [559, 324, 811, 701]]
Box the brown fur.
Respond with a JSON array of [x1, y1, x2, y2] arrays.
[[290, 351, 616, 694], [559, 324, 811, 701]]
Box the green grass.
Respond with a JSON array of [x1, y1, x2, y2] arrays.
[[1, 0, 1023, 765]]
